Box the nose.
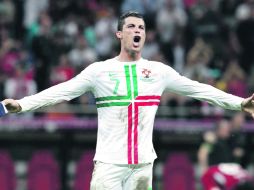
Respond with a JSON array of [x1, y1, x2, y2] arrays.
[[133, 25, 142, 33], [134, 28, 141, 34]]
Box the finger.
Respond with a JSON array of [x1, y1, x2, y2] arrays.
[[2, 99, 13, 105], [2, 99, 8, 105]]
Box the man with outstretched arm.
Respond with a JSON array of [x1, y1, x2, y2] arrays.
[[2, 11, 254, 190]]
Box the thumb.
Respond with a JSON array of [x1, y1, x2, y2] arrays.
[[242, 94, 254, 107], [249, 94, 254, 105], [2, 99, 13, 105], [251, 93, 254, 100]]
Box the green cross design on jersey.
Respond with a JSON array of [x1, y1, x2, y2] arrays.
[[95, 64, 161, 164], [96, 65, 138, 107]]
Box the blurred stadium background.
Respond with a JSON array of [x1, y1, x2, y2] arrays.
[[0, 0, 254, 189]]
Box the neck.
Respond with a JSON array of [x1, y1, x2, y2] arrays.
[[117, 49, 141, 62]]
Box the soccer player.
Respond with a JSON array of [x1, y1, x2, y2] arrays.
[[2, 11, 254, 190]]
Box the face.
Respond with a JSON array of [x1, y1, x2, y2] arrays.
[[217, 120, 231, 139], [232, 113, 244, 129], [116, 17, 146, 54]]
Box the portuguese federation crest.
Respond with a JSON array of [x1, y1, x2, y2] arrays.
[[142, 68, 151, 78]]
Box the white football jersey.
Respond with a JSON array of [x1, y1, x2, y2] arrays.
[[17, 57, 243, 164]]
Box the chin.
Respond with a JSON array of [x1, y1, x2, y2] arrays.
[[132, 47, 142, 53], [126, 47, 139, 54]]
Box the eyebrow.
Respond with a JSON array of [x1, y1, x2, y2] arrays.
[[126, 23, 145, 28]]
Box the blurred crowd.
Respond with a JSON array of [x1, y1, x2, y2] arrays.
[[0, 0, 254, 118]]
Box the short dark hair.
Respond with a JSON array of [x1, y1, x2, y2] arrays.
[[117, 11, 145, 31]]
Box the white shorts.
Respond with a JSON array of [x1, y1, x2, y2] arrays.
[[90, 161, 153, 190]]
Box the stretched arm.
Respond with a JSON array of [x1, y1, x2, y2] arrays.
[[162, 64, 254, 117], [1, 66, 94, 114]]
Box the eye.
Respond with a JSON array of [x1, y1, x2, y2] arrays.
[[127, 24, 135, 28], [139, 25, 145, 30]]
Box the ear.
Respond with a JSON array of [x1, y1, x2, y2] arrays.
[[115, 31, 122, 39]]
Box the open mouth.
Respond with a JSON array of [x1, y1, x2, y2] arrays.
[[133, 36, 141, 43], [133, 36, 141, 48]]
